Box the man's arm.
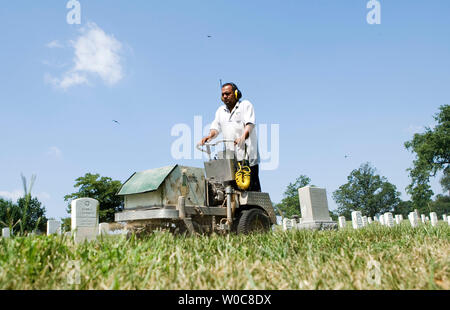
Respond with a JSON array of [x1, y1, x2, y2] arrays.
[[199, 129, 219, 146], [235, 101, 256, 147], [199, 108, 221, 146], [234, 123, 254, 147]]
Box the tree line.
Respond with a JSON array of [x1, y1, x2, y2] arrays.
[[276, 105, 449, 219], [0, 175, 48, 234]]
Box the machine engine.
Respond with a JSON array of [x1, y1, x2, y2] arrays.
[[207, 180, 226, 206]]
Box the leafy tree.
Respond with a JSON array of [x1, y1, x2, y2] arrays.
[[440, 171, 450, 196], [274, 175, 311, 218], [0, 198, 21, 232], [329, 210, 339, 221], [61, 217, 71, 233], [429, 194, 450, 217], [17, 197, 47, 233], [407, 174, 433, 212], [393, 200, 414, 218], [405, 105, 450, 209], [0, 197, 47, 234], [332, 163, 401, 218], [64, 173, 124, 223], [17, 173, 36, 235], [396, 195, 449, 217], [0, 174, 47, 235]]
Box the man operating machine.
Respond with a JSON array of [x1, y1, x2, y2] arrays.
[[199, 82, 261, 192]]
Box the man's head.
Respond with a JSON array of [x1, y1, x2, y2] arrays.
[[221, 83, 242, 106]]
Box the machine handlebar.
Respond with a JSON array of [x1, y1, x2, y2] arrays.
[[196, 139, 235, 160]]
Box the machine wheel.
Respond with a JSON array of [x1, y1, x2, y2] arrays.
[[236, 208, 271, 234]]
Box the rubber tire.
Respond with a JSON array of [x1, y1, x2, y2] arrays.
[[236, 208, 271, 234]]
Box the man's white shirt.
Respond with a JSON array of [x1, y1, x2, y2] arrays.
[[210, 99, 260, 166]]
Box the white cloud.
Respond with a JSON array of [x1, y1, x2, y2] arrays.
[[46, 72, 89, 89], [42, 60, 69, 69], [404, 125, 425, 134], [73, 23, 123, 85], [46, 40, 64, 48], [59, 73, 89, 89], [37, 192, 51, 201], [47, 23, 123, 90], [0, 190, 23, 201], [0, 190, 51, 202], [46, 146, 63, 159], [404, 124, 435, 135]]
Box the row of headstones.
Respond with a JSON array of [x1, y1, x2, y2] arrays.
[[339, 211, 449, 229], [0, 221, 110, 238], [68, 198, 127, 241], [282, 211, 449, 231], [282, 218, 300, 231], [1, 198, 124, 241], [407, 212, 449, 228]]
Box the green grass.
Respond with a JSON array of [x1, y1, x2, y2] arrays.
[[0, 223, 448, 290]]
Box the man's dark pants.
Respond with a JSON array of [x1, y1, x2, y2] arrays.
[[249, 164, 261, 192]]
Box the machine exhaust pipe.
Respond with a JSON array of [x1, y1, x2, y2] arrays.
[[177, 196, 186, 219], [225, 185, 233, 228]]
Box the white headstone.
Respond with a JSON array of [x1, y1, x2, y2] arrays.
[[430, 212, 438, 227], [443, 214, 447, 222], [395, 215, 402, 225], [362, 216, 368, 227], [292, 219, 299, 230], [373, 216, 379, 222], [2, 227, 10, 238], [399, 215, 403, 222], [379, 215, 385, 225], [351, 211, 363, 229], [421, 214, 426, 224], [384, 213, 394, 227], [409, 212, 419, 227], [367, 217, 373, 224], [71, 198, 99, 242], [338, 216, 346, 229], [448, 216, 450, 226], [297, 186, 337, 230], [47, 220, 61, 235], [99, 223, 110, 235], [282, 218, 293, 231]]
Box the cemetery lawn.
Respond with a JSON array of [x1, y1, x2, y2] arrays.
[[0, 223, 448, 290]]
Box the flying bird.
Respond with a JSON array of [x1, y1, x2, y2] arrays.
[[113, 120, 120, 125], [207, 35, 212, 38], [344, 155, 350, 159]]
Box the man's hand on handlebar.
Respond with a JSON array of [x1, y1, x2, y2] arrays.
[[199, 136, 210, 146], [234, 135, 246, 148], [198, 129, 219, 146]]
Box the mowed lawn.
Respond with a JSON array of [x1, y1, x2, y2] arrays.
[[0, 223, 448, 290]]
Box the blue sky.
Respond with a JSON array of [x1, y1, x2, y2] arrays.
[[0, 0, 449, 220]]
